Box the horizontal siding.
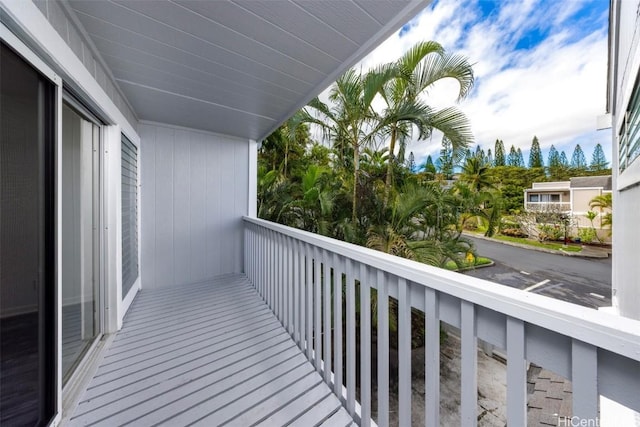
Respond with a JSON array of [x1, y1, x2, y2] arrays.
[[140, 123, 249, 289], [69, 275, 354, 427]]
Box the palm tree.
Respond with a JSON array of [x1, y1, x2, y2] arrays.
[[460, 156, 494, 192], [589, 193, 612, 231], [377, 41, 475, 205], [367, 183, 473, 267], [299, 65, 398, 223]]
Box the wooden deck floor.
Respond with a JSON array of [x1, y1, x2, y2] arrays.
[[69, 274, 355, 427]]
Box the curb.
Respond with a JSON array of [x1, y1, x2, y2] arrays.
[[454, 260, 495, 272], [464, 232, 609, 259]]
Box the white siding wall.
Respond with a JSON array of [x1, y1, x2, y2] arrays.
[[140, 123, 249, 289], [611, 0, 640, 320]]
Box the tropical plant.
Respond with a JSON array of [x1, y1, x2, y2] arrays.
[[584, 211, 602, 243], [300, 65, 398, 224], [376, 41, 474, 205], [589, 193, 612, 232], [460, 156, 494, 192]]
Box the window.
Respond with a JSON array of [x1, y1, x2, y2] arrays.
[[121, 135, 138, 298], [529, 194, 539, 202], [619, 77, 640, 172]]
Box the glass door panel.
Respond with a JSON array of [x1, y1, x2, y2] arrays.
[[61, 103, 100, 384], [0, 41, 56, 427]]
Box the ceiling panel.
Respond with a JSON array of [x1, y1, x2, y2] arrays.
[[91, 36, 301, 104], [105, 56, 291, 119], [69, 0, 429, 141], [110, 0, 326, 83], [295, 1, 383, 45], [174, 1, 342, 68], [232, 0, 358, 61], [120, 81, 277, 139], [73, 8, 313, 95]]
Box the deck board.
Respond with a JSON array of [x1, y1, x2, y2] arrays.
[[69, 274, 354, 426]]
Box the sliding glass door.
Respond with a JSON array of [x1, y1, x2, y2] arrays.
[[61, 102, 101, 384], [0, 41, 56, 426]]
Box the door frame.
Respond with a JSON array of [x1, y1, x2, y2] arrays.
[[1, 22, 62, 426]]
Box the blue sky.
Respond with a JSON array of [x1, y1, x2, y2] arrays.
[[355, 0, 611, 168]]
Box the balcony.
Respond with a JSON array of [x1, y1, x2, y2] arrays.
[[525, 202, 571, 212], [69, 217, 640, 426]]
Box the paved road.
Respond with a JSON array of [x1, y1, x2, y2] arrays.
[[463, 236, 612, 308]]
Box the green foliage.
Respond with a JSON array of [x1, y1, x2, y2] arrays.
[[486, 148, 494, 166], [559, 151, 568, 166], [578, 227, 597, 244], [537, 224, 564, 241], [590, 143, 609, 170], [436, 137, 455, 179], [529, 136, 543, 168], [571, 144, 587, 169], [406, 151, 416, 172], [423, 155, 436, 173], [491, 166, 546, 211], [507, 145, 519, 166], [516, 148, 525, 168], [548, 145, 561, 168], [589, 193, 612, 233], [494, 139, 505, 166]]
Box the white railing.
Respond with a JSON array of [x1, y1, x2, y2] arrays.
[[525, 202, 571, 212], [243, 217, 640, 426]]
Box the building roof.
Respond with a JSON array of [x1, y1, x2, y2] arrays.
[[569, 175, 612, 190], [68, 0, 429, 141]]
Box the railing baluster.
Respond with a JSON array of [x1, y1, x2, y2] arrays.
[[377, 269, 389, 427], [299, 240, 306, 352], [273, 234, 282, 323], [461, 300, 478, 427], [425, 287, 440, 427], [314, 246, 322, 372], [282, 235, 288, 330], [322, 249, 332, 384], [360, 263, 371, 427], [398, 277, 411, 426], [572, 339, 598, 423], [507, 316, 527, 426], [282, 235, 287, 330], [333, 252, 343, 401], [279, 233, 284, 322], [258, 228, 262, 296], [270, 230, 274, 310], [293, 239, 300, 345], [346, 259, 356, 415], [306, 244, 313, 361], [287, 237, 293, 336]]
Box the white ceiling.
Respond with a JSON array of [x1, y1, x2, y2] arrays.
[[69, 0, 428, 141]]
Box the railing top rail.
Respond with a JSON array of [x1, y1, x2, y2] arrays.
[[244, 216, 640, 362]]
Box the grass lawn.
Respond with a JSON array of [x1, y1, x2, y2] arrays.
[[445, 256, 492, 271], [491, 234, 582, 252]]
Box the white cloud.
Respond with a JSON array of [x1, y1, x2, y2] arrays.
[[339, 0, 610, 166]]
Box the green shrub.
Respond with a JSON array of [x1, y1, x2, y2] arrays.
[[578, 227, 597, 244], [501, 227, 528, 238], [538, 224, 564, 241]]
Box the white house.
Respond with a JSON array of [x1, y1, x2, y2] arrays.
[[1, 1, 639, 426], [608, 0, 640, 322]]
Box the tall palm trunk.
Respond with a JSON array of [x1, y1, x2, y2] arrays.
[[383, 126, 397, 208]]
